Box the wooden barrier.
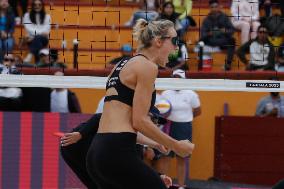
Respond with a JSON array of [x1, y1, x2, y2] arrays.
[[0, 111, 91, 188], [215, 116, 284, 185]]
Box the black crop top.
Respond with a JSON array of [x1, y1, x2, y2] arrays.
[[104, 54, 156, 109]]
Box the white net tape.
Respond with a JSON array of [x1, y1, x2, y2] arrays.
[[0, 75, 283, 92]]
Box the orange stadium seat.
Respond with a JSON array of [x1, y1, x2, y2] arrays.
[[13, 0, 280, 70]]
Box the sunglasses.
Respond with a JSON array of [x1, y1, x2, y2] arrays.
[[34, 3, 42, 6], [161, 36, 180, 46], [4, 58, 14, 62], [258, 30, 268, 34]]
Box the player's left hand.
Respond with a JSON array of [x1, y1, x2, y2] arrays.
[[160, 174, 172, 188], [61, 132, 82, 146]]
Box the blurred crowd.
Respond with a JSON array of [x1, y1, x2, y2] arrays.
[[118, 0, 284, 71], [0, 0, 66, 68]]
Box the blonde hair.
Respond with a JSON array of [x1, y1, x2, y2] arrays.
[[133, 19, 174, 51]]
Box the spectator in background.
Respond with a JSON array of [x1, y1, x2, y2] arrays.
[[263, 13, 284, 44], [258, 0, 284, 17], [49, 48, 67, 68], [200, 0, 236, 71], [231, 0, 260, 44], [36, 48, 66, 68], [23, 0, 51, 63], [256, 92, 284, 117], [160, 69, 201, 188], [50, 71, 81, 113], [36, 48, 50, 67], [259, 0, 272, 17], [237, 25, 275, 70], [0, 53, 21, 74], [106, 44, 132, 69], [125, 0, 159, 26], [276, 42, 284, 71], [0, 53, 22, 111], [8, 0, 28, 25], [0, 0, 15, 62], [159, 2, 182, 37], [168, 0, 194, 38]]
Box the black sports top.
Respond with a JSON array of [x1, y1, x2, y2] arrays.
[[104, 54, 156, 109]]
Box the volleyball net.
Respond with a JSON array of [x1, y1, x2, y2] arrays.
[[1, 72, 284, 92]]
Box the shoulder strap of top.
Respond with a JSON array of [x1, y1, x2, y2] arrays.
[[134, 53, 150, 60]]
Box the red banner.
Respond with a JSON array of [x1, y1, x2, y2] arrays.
[[0, 112, 91, 189]]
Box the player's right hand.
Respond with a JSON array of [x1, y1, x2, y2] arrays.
[[173, 140, 195, 158]]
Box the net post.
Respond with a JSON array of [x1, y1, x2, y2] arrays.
[[73, 39, 79, 69], [198, 41, 204, 71]]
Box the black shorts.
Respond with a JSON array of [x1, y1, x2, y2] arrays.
[[86, 132, 167, 189]]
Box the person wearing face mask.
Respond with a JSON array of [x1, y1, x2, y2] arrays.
[[256, 92, 284, 118], [160, 69, 201, 189], [22, 0, 51, 63]]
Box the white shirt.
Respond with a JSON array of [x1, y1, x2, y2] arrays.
[[161, 90, 200, 122], [23, 12, 51, 37], [96, 96, 105, 113], [179, 44, 189, 62], [0, 88, 22, 98], [146, 0, 156, 10], [51, 89, 69, 113], [231, 0, 259, 21], [250, 41, 270, 66], [0, 64, 9, 74]]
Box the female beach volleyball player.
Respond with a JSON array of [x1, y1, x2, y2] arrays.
[[86, 19, 194, 189]]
